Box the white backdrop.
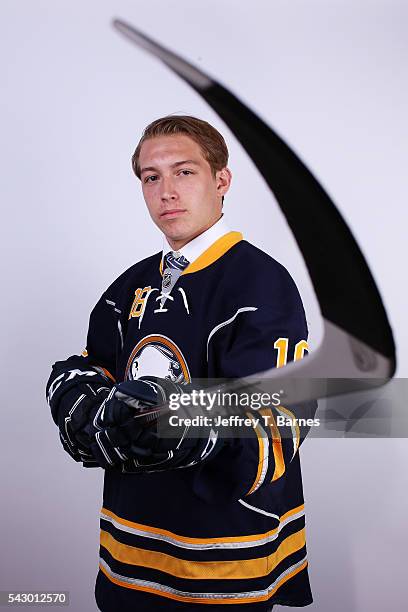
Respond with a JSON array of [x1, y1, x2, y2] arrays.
[[1, 1, 407, 611]]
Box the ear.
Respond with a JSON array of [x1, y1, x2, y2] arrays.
[[216, 167, 232, 197]]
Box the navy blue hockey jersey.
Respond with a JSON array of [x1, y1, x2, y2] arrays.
[[55, 231, 314, 611]]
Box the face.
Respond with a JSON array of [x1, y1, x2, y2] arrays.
[[139, 134, 232, 250]]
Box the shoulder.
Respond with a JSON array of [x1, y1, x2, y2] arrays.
[[214, 240, 308, 337], [101, 251, 162, 301], [223, 239, 300, 298]]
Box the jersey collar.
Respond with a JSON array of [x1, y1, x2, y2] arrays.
[[160, 216, 242, 275]]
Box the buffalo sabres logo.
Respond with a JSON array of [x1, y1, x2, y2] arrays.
[[125, 334, 191, 384]]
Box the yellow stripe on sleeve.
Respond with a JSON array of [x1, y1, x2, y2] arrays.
[[277, 405, 300, 453], [260, 408, 285, 481], [245, 413, 268, 496]]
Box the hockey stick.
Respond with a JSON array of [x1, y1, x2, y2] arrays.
[[112, 19, 396, 409]]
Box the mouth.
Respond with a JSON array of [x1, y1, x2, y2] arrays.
[[160, 209, 186, 219]]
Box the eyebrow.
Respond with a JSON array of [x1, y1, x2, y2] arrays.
[[140, 160, 201, 174]]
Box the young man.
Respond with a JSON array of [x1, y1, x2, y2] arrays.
[[47, 116, 314, 611]]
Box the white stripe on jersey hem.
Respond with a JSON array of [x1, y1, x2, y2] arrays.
[[99, 507, 303, 550], [99, 554, 307, 600], [206, 307, 258, 361]]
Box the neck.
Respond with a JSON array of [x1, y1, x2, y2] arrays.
[[167, 237, 193, 251], [166, 215, 223, 251]]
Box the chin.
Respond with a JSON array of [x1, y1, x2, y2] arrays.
[[161, 222, 191, 240]]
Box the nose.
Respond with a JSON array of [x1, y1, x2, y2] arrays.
[[160, 175, 178, 202]]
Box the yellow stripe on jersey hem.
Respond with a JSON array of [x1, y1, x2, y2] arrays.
[[98, 555, 308, 604], [159, 232, 243, 276], [100, 528, 306, 580], [100, 505, 304, 548]]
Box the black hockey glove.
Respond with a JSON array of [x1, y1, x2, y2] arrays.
[[80, 376, 180, 468], [87, 377, 222, 471], [46, 359, 113, 466]]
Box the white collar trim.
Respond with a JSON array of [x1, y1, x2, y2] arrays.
[[161, 216, 230, 265]]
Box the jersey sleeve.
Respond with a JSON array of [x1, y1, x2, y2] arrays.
[[83, 289, 122, 378], [192, 263, 317, 502]]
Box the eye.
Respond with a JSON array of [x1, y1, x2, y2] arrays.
[[144, 175, 159, 184], [178, 170, 193, 176]]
